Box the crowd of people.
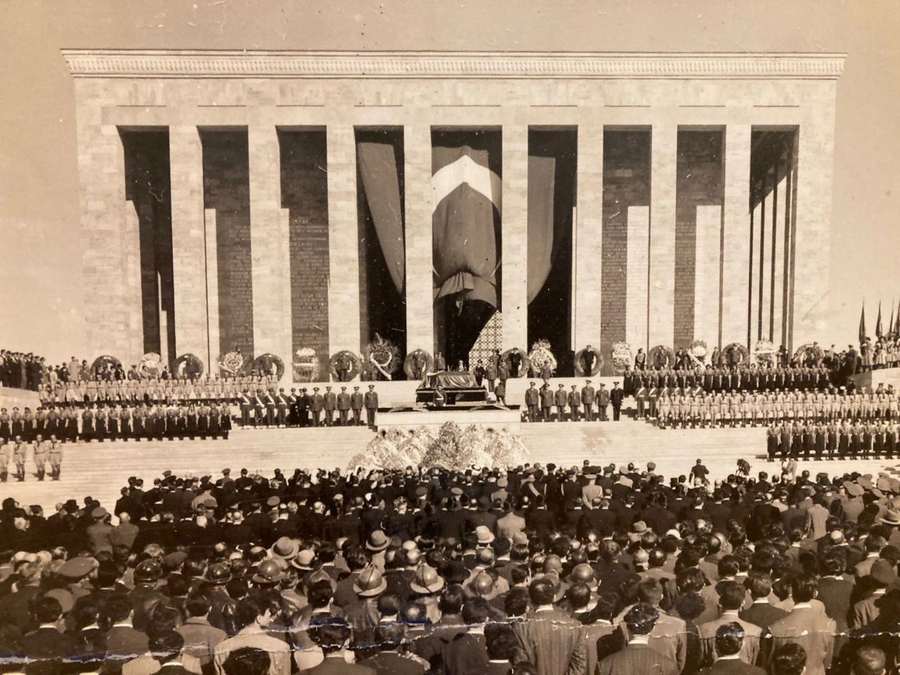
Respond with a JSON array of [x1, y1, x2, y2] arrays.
[[766, 419, 900, 461], [0, 457, 898, 673]]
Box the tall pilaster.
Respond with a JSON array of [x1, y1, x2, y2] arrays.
[[626, 206, 650, 352], [404, 125, 435, 355], [326, 126, 362, 359], [502, 125, 529, 351], [169, 125, 209, 361], [694, 205, 722, 347], [573, 123, 604, 351], [649, 123, 677, 348], [721, 124, 752, 347], [249, 123, 291, 378]]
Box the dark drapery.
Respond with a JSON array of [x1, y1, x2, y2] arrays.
[[357, 141, 405, 293], [526, 154, 557, 305]]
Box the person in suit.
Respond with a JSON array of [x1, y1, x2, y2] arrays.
[[358, 623, 426, 674], [770, 643, 808, 675], [302, 617, 375, 674], [739, 572, 789, 631], [364, 385, 379, 429], [20, 595, 80, 665], [596, 603, 678, 675], [697, 622, 768, 675], [151, 631, 193, 675], [610, 382, 625, 421], [512, 577, 586, 675], [540, 384, 554, 423], [765, 574, 835, 675], [221, 647, 271, 675], [698, 581, 763, 666]]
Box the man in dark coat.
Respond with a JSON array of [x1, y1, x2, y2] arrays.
[[611, 382, 625, 421]]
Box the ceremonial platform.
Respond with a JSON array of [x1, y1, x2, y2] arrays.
[[379, 406, 522, 430], [5, 404, 899, 515], [849, 366, 900, 392], [0, 387, 40, 412]]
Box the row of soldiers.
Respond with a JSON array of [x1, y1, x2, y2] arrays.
[[0, 435, 63, 482], [622, 363, 834, 394], [0, 403, 232, 443], [238, 385, 380, 428], [523, 380, 626, 422], [640, 385, 898, 428], [766, 419, 900, 460], [37, 374, 279, 407]]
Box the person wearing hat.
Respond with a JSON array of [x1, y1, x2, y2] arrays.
[[86, 507, 114, 556], [310, 387, 324, 427], [568, 384, 582, 423], [323, 386, 337, 427], [582, 380, 596, 422], [610, 381, 625, 421], [341, 563, 387, 647], [554, 383, 568, 422], [350, 386, 364, 426], [598, 383, 610, 422], [525, 382, 540, 423], [540, 382, 554, 423], [364, 385, 379, 429], [337, 386, 352, 426]]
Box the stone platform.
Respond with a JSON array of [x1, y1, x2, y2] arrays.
[[379, 406, 522, 430], [0, 387, 40, 411], [850, 366, 900, 391]]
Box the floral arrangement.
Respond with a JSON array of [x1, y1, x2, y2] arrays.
[[754, 340, 778, 364], [403, 349, 434, 381], [499, 348, 531, 378], [610, 342, 633, 373], [173, 353, 204, 380], [365, 334, 401, 380], [347, 421, 528, 473], [138, 353, 163, 379], [218, 351, 245, 377], [330, 350, 363, 381], [90, 355, 122, 380], [251, 353, 285, 381], [293, 347, 320, 383], [574, 346, 604, 377], [687, 340, 708, 369], [723, 342, 751, 366], [528, 339, 557, 376], [793, 343, 824, 365], [649, 345, 676, 369]]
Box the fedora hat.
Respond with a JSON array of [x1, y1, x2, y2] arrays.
[[442, 559, 470, 584], [881, 509, 900, 526], [409, 564, 445, 594], [271, 537, 299, 560], [291, 549, 316, 571], [366, 530, 390, 552], [474, 525, 495, 545]]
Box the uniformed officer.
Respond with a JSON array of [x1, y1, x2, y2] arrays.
[[581, 380, 595, 422], [12, 436, 27, 481], [265, 389, 277, 427], [525, 382, 540, 422], [568, 385, 581, 422], [239, 389, 252, 427], [298, 388, 310, 427], [48, 435, 63, 480], [323, 386, 337, 426], [635, 383, 648, 420], [554, 383, 568, 422], [350, 386, 364, 426], [32, 434, 48, 481], [310, 387, 324, 427], [598, 384, 610, 421], [0, 440, 9, 482], [540, 384, 554, 422], [337, 387, 351, 426], [364, 385, 379, 429], [276, 389, 289, 427]]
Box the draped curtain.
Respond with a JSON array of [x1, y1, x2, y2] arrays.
[[357, 141, 405, 293], [526, 154, 558, 305]]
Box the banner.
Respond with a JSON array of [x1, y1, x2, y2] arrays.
[[357, 141, 405, 294]]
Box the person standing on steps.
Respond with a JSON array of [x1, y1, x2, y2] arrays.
[[555, 383, 568, 422], [582, 380, 596, 422], [364, 385, 379, 429], [350, 386, 364, 426], [32, 434, 48, 481], [525, 382, 540, 422], [597, 383, 610, 421], [48, 434, 63, 481], [568, 385, 581, 422], [540, 383, 554, 423], [610, 381, 625, 421]]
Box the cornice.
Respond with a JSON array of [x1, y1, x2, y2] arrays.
[[61, 50, 845, 81]]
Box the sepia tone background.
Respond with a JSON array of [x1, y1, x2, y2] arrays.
[[1, 0, 897, 362]]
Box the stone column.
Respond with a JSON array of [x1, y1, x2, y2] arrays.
[[404, 125, 435, 355], [249, 123, 292, 379], [626, 206, 650, 351], [721, 124, 752, 348], [793, 107, 835, 349], [203, 208, 220, 375], [648, 122, 677, 349], [169, 125, 209, 361], [760, 175, 772, 342], [326, 126, 362, 359], [694, 205, 722, 347], [573, 123, 604, 351], [771, 168, 785, 345], [501, 125, 529, 352]]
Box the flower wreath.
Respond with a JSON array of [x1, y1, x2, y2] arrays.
[[364, 335, 401, 380], [293, 347, 320, 383], [648, 345, 676, 369], [138, 353, 163, 379], [793, 343, 824, 365], [687, 340, 708, 369], [90, 355, 122, 379], [723, 342, 751, 366], [754, 339, 778, 364], [528, 339, 557, 376], [330, 350, 363, 381], [574, 346, 604, 377], [610, 342, 633, 373], [251, 353, 285, 381], [403, 349, 434, 380], [172, 353, 204, 380], [218, 351, 245, 377], [499, 348, 531, 378]]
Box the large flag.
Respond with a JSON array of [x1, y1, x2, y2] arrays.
[[859, 302, 867, 344], [889, 301, 895, 339], [895, 299, 900, 335], [876, 301, 883, 339]]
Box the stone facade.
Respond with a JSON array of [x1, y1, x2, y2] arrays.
[[64, 50, 843, 378]]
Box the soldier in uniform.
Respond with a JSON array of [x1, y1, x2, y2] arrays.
[[635, 382, 648, 420], [252, 389, 265, 427], [350, 386, 364, 426], [276, 389, 289, 427], [220, 403, 232, 439], [239, 389, 252, 427], [32, 434, 48, 481], [598, 384, 610, 422], [95, 405, 108, 442], [12, 436, 27, 481], [364, 385, 379, 429], [539, 383, 553, 422], [567, 385, 581, 422], [198, 401, 211, 437], [310, 387, 324, 427], [186, 403, 198, 438], [108, 405, 120, 441], [767, 425, 779, 460], [581, 380, 595, 422], [0, 408, 10, 443], [0, 440, 9, 482], [323, 386, 337, 426], [265, 389, 277, 427], [337, 387, 351, 426], [525, 382, 540, 422], [48, 434, 63, 480], [554, 383, 567, 422]]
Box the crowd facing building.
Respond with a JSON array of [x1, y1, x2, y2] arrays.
[[0, 458, 898, 673]]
